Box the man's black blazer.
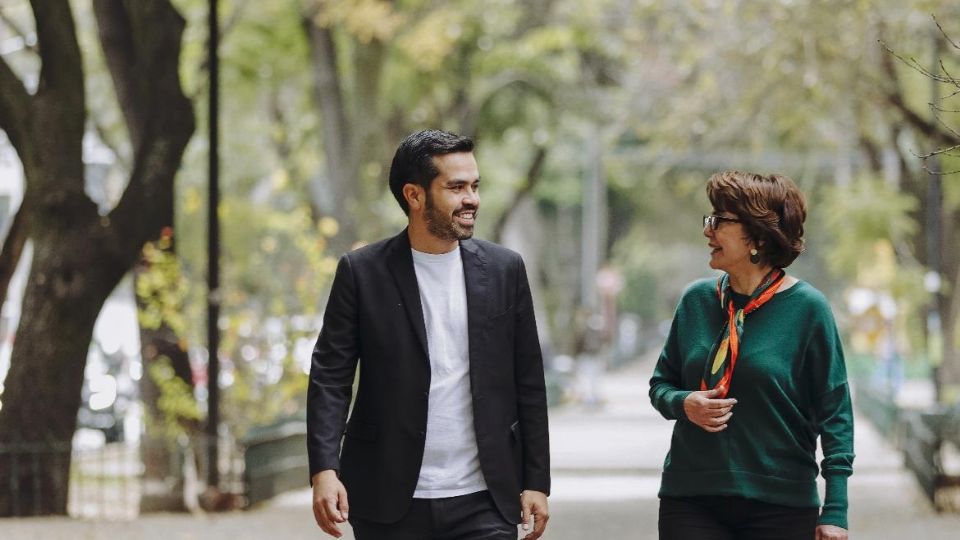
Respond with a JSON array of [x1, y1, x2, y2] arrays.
[[307, 229, 551, 524]]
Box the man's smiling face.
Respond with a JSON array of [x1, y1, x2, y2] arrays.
[[423, 152, 480, 242]]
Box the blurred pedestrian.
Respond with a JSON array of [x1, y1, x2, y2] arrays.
[[307, 130, 551, 540], [649, 170, 854, 540], [574, 313, 607, 408], [875, 320, 904, 398]]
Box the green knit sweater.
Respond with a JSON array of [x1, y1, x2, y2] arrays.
[[649, 277, 855, 529]]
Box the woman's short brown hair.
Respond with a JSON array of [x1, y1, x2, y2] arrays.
[[706, 170, 807, 268]]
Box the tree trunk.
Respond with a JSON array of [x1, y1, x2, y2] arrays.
[[0, 0, 195, 516], [938, 206, 960, 401], [352, 39, 389, 242], [0, 223, 118, 515], [303, 16, 359, 255]]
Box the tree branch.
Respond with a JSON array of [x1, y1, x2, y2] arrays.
[[464, 72, 555, 139], [938, 59, 960, 91], [0, 55, 32, 161], [30, 0, 84, 102], [888, 91, 960, 148], [91, 0, 144, 148], [920, 162, 960, 176], [103, 0, 195, 249], [880, 39, 954, 84], [933, 15, 960, 52], [915, 143, 960, 159], [492, 146, 548, 243], [0, 205, 28, 312], [0, 1, 35, 156], [881, 40, 960, 150]]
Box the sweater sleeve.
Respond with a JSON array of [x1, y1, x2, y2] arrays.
[[649, 305, 692, 421], [808, 307, 855, 529]]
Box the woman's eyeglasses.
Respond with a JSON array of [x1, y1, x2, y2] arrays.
[[703, 215, 742, 230]]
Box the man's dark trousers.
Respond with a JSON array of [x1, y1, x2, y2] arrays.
[[349, 490, 516, 540]]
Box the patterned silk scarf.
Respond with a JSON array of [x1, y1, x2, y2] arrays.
[[701, 268, 786, 398]]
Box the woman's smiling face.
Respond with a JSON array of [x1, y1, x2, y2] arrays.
[[704, 211, 754, 274]]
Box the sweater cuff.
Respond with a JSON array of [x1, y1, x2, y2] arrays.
[[667, 390, 692, 420], [818, 473, 849, 529]]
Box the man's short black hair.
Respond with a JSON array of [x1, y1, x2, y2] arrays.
[[388, 129, 474, 215]]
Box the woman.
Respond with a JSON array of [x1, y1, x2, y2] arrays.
[[649, 171, 854, 540]]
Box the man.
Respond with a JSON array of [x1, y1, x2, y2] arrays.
[[307, 129, 551, 540]]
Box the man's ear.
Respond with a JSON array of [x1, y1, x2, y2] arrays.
[[403, 184, 425, 212]]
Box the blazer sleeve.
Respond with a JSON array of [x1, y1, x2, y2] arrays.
[[513, 256, 551, 494], [306, 254, 360, 481]]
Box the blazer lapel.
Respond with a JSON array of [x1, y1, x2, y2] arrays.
[[460, 239, 489, 323], [386, 229, 429, 358], [460, 239, 489, 399]]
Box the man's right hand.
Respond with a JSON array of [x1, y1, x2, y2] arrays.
[[683, 388, 737, 432], [312, 470, 350, 538]]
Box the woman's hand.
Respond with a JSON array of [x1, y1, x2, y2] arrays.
[[683, 388, 737, 432], [815, 525, 847, 540]]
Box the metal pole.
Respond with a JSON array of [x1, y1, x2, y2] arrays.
[[926, 28, 943, 403], [580, 126, 605, 312], [206, 0, 221, 489]]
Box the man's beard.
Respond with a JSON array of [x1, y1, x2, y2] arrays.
[[424, 192, 476, 242]]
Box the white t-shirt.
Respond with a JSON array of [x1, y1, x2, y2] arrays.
[[411, 246, 487, 498]]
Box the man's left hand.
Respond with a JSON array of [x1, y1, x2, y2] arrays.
[[520, 490, 549, 540], [816, 524, 848, 540]]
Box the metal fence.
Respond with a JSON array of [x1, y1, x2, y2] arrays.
[[901, 409, 960, 511], [69, 441, 141, 519], [855, 383, 904, 445], [855, 381, 960, 512], [242, 421, 308, 507], [0, 441, 72, 517], [1, 435, 246, 519]]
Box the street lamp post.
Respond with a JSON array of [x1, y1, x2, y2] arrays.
[[207, 0, 221, 490]]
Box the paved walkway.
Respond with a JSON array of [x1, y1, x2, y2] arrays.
[[4, 354, 960, 538], [545, 355, 960, 539]]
